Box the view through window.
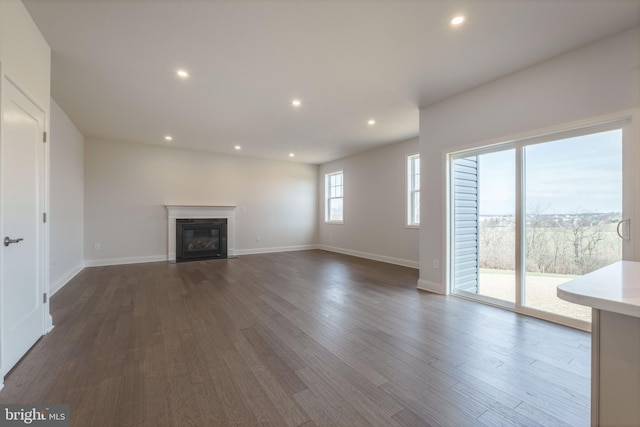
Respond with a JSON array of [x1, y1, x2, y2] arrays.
[[407, 154, 420, 226]]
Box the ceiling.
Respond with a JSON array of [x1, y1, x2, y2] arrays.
[[23, 0, 640, 165]]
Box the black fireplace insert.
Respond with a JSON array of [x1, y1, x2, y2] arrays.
[[176, 218, 227, 262]]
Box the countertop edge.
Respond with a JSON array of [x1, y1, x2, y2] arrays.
[[557, 286, 640, 318], [557, 261, 640, 318]]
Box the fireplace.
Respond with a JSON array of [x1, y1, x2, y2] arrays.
[[176, 218, 227, 262], [165, 205, 236, 262]]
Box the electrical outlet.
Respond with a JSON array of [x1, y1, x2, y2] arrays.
[[256, 236, 261, 242], [94, 243, 101, 251], [433, 259, 440, 269]]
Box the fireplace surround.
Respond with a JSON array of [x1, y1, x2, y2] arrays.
[[165, 205, 236, 262]]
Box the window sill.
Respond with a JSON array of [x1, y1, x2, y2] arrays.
[[325, 221, 344, 225], [405, 224, 420, 229]]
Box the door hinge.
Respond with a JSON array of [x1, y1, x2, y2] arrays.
[[43, 131, 47, 143], [43, 212, 47, 223], [43, 293, 48, 304]]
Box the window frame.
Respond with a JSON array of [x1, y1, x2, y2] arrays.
[[325, 170, 344, 224], [407, 154, 420, 228]]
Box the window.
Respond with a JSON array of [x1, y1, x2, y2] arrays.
[[325, 171, 344, 223], [407, 154, 420, 226]]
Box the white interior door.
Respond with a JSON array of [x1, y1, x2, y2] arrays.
[[1, 76, 46, 375]]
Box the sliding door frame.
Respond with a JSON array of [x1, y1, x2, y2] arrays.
[[446, 110, 637, 331]]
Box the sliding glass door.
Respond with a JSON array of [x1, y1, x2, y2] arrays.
[[450, 120, 631, 329], [522, 130, 623, 323]]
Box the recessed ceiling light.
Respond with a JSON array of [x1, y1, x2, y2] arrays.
[[234, 145, 241, 151], [164, 135, 173, 141], [451, 15, 465, 26], [176, 69, 189, 78], [368, 119, 376, 126], [291, 99, 301, 107], [289, 153, 295, 158]]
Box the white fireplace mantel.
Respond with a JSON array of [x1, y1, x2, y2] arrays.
[[165, 205, 236, 261]]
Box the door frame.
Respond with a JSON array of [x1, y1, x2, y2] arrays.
[[446, 109, 638, 331], [0, 65, 52, 386]]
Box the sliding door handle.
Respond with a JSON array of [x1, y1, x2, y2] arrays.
[[616, 219, 631, 241]]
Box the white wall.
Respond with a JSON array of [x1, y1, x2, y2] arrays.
[[50, 99, 84, 294], [419, 27, 640, 293], [84, 139, 318, 265], [0, 0, 51, 108], [318, 137, 419, 268]]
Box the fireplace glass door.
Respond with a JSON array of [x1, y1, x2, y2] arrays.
[[176, 218, 227, 261]]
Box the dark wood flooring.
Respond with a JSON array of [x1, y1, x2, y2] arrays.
[[0, 250, 590, 426]]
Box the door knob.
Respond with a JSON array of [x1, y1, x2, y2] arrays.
[[4, 237, 24, 247]]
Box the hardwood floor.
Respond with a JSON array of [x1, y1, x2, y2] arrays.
[[0, 250, 590, 426]]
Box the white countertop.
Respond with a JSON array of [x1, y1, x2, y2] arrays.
[[557, 261, 640, 318]]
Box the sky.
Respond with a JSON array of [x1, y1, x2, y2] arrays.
[[474, 129, 622, 216]]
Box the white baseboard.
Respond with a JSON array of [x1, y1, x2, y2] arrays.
[[318, 244, 419, 269], [79, 246, 416, 272], [46, 315, 54, 333], [82, 247, 317, 266], [235, 245, 317, 256], [50, 262, 84, 296], [84, 254, 167, 267], [417, 278, 445, 294]]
